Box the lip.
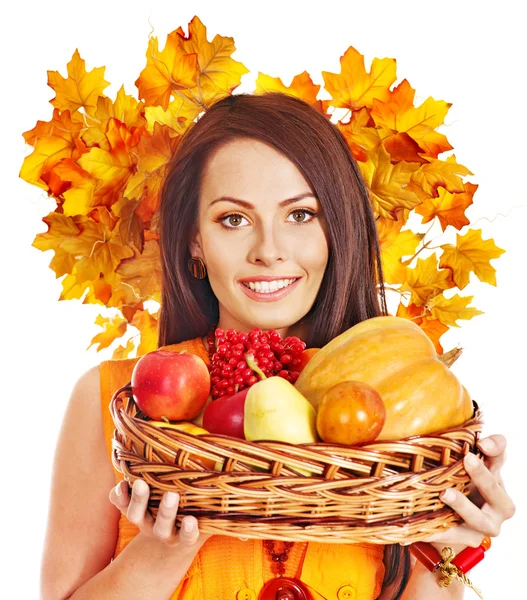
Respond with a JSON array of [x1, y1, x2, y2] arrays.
[[239, 277, 301, 302], [238, 275, 302, 283]]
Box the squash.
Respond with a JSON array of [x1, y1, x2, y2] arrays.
[[294, 316, 474, 440]]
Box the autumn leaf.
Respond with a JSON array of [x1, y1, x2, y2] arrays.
[[87, 314, 128, 352], [439, 229, 506, 289], [131, 309, 159, 356], [409, 154, 473, 201], [358, 145, 422, 218], [428, 293, 484, 327], [395, 300, 448, 353], [371, 79, 453, 158], [115, 239, 163, 303], [323, 45, 397, 110], [47, 48, 110, 117], [144, 94, 203, 136], [112, 338, 137, 360], [19, 109, 87, 190], [415, 182, 477, 231], [376, 216, 424, 283], [400, 254, 454, 305]]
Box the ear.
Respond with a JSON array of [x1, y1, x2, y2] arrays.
[[188, 229, 204, 260]]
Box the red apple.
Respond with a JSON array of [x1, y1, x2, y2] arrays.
[[202, 387, 249, 439], [131, 349, 210, 421]]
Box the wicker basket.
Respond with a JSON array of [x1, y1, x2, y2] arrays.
[[110, 382, 483, 544]]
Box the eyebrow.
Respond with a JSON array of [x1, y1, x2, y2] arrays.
[[208, 193, 316, 209]]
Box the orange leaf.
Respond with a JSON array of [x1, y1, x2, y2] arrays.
[[19, 109, 87, 190], [419, 318, 449, 354], [439, 229, 506, 289], [323, 46, 397, 110], [377, 216, 424, 283], [409, 154, 473, 201], [115, 240, 162, 303], [87, 314, 128, 352], [131, 309, 159, 356], [47, 48, 110, 117], [415, 182, 477, 231], [371, 79, 453, 158], [255, 71, 325, 111], [112, 338, 137, 360]]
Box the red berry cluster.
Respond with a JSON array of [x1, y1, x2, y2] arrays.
[[207, 328, 306, 399]]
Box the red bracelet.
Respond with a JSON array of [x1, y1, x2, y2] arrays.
[[408, 537, 491, 598]]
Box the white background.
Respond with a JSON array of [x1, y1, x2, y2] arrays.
[[3, 1, 526, 598]]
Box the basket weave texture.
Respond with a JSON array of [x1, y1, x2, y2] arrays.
[[110, 382, 483, 544]]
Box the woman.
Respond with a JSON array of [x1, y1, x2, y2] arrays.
[[40, 92, 515, 600]]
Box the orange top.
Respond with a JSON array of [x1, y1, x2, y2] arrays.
[[100, 338, 386, 600]]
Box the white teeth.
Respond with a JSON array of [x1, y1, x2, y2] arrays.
[[245, 278, 297, 293]]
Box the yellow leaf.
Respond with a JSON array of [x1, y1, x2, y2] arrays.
[[115, 239, 162, 302], [395, 300, 447, 353], [409, 154, 473, 201], [428, 293, 484, 327], [415, 182, 477, 231], [131, 310, 159, 356], [439, 229, 506, 289], [371, 79, 453, 157], [19, 109, 86, 189], [358, 145, 422, 218], [255, 71, 323, 107], [377, 216, 424, 283], [144, 95, 202, 136], [47, 48, 110, 116], [400, 254, 454, 305], [323, 45, 397, 110], [112, 338, 137, 360], [87, 314, 128, 352]]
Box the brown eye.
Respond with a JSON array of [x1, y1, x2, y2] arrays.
[[228, 215, 243, 226], [288, 209, 316, 224]]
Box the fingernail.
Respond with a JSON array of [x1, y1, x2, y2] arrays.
[[441, 489, 455, 502], [133, 479, 148, 495], [115, 482, 122, 496], [465, 452, 479, 467], [478, 439, 495, 452], [164, 492, 178, 507], [183, 518, 195, 533]]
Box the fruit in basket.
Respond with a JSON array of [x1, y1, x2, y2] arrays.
[[295, 315, 474, 439], [316, 381, 386, 445], [298, 348, 321, 373], [207, 328, 306, 399], [131, 349, 210, 421], [243, 354, 317, 444], [149, 421, 215, 469], [202, 387, 249, 438]]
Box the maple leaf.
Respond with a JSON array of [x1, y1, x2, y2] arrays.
[[377, 216, 424, 283], [428, 293, 484, 327], [50, 158, 97, 216], [123, 122, 178, 223], [323, 45, 397, 110], [87, 314, 128, 352], [115, 239, 163, 303], [415, 182, 477, 231], [439, 229, 506, 289], [358, 145, 422, 218], [112, 338, 137, 360], [400, 254, 454, 305], [144, 95, 203, 136], [19, 109, 87, 190], [254, 71, 330, 116], [76, 119, 144, 207], [395, 300, 448, 353], [131, 309, 159, 356], [409, 154, 473, 201], [32, 212, 82, 277], [371, 79, 453, 158], [47, 48, 110, 117]]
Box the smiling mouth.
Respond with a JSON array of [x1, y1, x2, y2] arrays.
[[241, 278, 299, 294]]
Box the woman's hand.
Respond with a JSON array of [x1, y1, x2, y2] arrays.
[[109, 478, 213, 550], [406, 434, 516, 551]]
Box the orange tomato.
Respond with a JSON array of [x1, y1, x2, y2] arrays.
[[316, 381, 386, 445], [297, 348, 321, 373], [150, 420, 216, 469]]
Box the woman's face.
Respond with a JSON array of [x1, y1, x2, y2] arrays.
[[190, 138, 329, 339]]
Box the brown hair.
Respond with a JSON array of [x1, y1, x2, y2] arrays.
[[157, 91, 410, 597]]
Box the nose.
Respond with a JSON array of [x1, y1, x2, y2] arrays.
[[247, 221, 288, 266]]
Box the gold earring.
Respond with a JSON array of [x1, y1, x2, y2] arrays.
[[188, 256, 207, 279]]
